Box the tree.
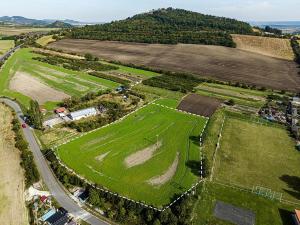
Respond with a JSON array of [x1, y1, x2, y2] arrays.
[[85, 53, 94, 61], [27, 100, 43, 129]]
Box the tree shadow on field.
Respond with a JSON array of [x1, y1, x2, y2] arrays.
[[278, 208, 294, 225], [186, 160, 202, 177], [279, 175, 300, 200], [189, 135, 200, 145]]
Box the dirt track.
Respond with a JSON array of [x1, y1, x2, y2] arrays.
[[49, 39, 300, 92]]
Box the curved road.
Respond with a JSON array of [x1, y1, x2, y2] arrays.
[[0, 98, 109, 225]]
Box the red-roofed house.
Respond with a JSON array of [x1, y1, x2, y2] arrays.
[[40, 195, 48, 204], [293, 210, 300, 225], [55, 107, 66, 114]]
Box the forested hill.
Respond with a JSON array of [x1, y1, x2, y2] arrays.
[[68, 8, 254, 47]]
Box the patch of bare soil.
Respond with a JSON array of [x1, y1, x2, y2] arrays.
[[0, 104, 28, 225], [147, 152, 179, 186], [125, 141, 162, 168], [9, 71, 70, 104], [178, 94, 222, 117], [49, 39, 300, 92], [95, 151, 110, 162]]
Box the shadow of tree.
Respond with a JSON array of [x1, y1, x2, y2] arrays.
[[278, 208, 294, 225], [189, 135, 200, 145], [279, 175, 300, 200], [186, 160, 202, 177]]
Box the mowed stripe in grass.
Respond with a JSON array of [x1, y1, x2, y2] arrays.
[[214, 116, 300, 202], [57, 104, 207, 206], [0, 48, 119, 108]]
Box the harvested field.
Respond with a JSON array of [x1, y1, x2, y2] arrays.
[[177, 94, 222, 117], [0, 40, 14, 56], [0, 104, 28, 225], [49, 39, 300, 92], [148, 152, 179, 186], [9, 71, 70, 104], [124, 141, 162, 168], [232, 34, 294, 60]]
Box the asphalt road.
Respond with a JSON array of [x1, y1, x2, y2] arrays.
[[0, 98, 110, 225], [0, 44, 22, 62]]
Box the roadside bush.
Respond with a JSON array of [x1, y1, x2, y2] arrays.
[[11, 117, 40, 187]]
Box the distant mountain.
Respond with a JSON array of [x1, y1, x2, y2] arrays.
[[250, 21, 300, 34], [47, 21, 73, 28], [69, 8, 254, 47], [0, 16, 93, 27], [0, 16, 47, 26]]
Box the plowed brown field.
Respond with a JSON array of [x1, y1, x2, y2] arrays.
[[49, 39, 300, 92]]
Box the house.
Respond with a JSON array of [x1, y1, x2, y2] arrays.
[[46, 210, 68, 225], [293, 209, 300, 225], [69, 107, 97, 121], [40, 195, 48, 204], [41, 209, 56, 222], [55, 107, 66, 114]]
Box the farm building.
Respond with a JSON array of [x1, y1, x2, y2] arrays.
[[69, 107, 97, 121]]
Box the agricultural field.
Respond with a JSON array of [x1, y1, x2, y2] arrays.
[[195, 82, 269, 109], [0, 26, 57, 36], [177, 94, 222, 117], [49, 39, 300, 92], [232, 34, 294, 60], [213, 115, 300, 203], [0, 48, 119, 108], [0, 104, 28, 225], [36, 35, 55, 46], [192, 182, 295, 225], [56, 103, 207, 206], [0, 40, 14, 56]]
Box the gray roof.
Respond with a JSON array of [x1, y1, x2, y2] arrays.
[[70, 107, 97, 119]]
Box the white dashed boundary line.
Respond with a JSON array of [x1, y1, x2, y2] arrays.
[[210, 116, 226, 182], [51, 102, 210, 211]]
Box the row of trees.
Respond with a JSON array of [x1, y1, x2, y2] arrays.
[[69, 8, 254, 47], [89, 71, 130, 86], [291, 38, 300, 65], [32, 52, 117, 72], [143, 72, 203, 93], [11, 116, 40, 187], [27, 100, 43, 130]]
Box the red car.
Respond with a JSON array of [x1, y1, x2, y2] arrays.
[[21, 123, 27, 128]]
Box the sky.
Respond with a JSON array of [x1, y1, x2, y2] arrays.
[[0, 0, 299, 22]]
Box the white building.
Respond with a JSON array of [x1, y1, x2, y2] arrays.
[[69, 107, 97, 121]]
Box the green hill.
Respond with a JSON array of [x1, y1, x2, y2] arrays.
[[47, 21, 73, 28], [69, 8, 254, 47]]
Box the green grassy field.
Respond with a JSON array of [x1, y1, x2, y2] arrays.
[[154, 98, 180, 108], [0, 40, 14, 56], [57, 103, 207, 206], [213, 115, 300, 202], [36, 35, 55, 46], [192, 182, 295, 225], [103, 62, 160, 79], [195, 83, 269, 108], [0, 48, 119, 108]]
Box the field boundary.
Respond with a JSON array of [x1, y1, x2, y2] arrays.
[[51, 101, 210, 211], [210, 116, 226, 181]]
